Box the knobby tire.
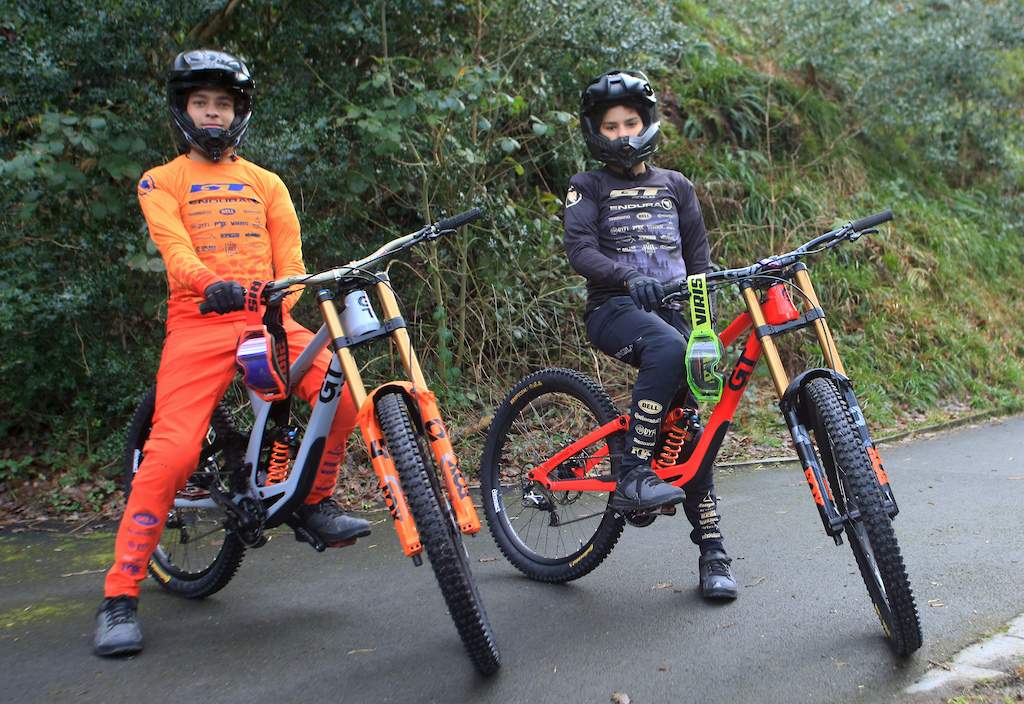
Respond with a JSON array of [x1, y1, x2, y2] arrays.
[[376, 392, 501, 675], [805, 377, 922, 655], [123, 386, 246, 599], [480, 368, 626, 583]]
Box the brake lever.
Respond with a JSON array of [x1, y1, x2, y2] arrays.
[[661, 291, 687, 306], [849, 227, 878, 243], [425, 227, 455, 242]]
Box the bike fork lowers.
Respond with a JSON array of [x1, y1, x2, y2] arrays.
[[315, 278, 481, 564]]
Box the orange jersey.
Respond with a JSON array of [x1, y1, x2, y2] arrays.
[[137, 154, 305, 316]]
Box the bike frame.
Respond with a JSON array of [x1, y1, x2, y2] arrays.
[[524, 263, 899, 542], [173, 243, 481, 560]]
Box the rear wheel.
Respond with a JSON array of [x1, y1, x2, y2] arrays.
[[123, 386, 248, 599], [480, 368, 625, 583], [804, 377, 922, 655], [376, 392, 501, 675]]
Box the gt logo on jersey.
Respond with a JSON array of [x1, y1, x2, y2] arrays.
[[565, 186, 582, 208], [190, 183, 247, 193], [609, 187, 667, 198]]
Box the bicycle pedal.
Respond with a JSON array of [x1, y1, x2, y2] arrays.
[[324, 538, 358, 548], [292, 525, 327, 552], [640, 504, 677, 517]]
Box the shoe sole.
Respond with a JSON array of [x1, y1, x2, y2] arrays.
[[610, 493, 685, 512], [94, 641, 143, 657], [315, 526, 372, 544]]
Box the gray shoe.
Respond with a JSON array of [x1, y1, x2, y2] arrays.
[[297, 498, 372, 544], [94, 595, 143, 656], [610, 466, 686, 512], [699, 550, 739, 600]]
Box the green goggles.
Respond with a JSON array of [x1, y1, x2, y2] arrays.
[[684, 274, 724, 403]]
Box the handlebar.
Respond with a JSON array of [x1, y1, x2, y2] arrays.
[[851, 209, 893, 232], [436, 207, 484, 232], [663, 210, 892, 297], [199, 207, 484, 314]]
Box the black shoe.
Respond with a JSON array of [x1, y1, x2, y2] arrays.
[[699, 550, 738, 600], [297, 498, 372, 544], [94, 595, 143, 656], [610, 466, 686, 512]]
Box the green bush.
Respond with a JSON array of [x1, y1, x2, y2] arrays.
[[1, 0, 1023, 500]]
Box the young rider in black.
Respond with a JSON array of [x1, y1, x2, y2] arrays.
[[563, 69, 738, 599]]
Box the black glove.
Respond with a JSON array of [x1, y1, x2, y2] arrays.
[[203, 281, 247, 315], [624, 272, 664, 312]]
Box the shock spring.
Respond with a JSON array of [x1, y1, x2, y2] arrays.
[[266, 427, 297, 485], [654, 407, 700, 468]]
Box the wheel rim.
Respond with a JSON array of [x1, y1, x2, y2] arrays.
[[493, 389, 617, 564]]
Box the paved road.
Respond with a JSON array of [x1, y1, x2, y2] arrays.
[[1, 416, 1022, 704]]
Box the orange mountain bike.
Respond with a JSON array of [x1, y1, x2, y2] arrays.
[[480, 210, 922, 656], [124, 209, 500, 674]]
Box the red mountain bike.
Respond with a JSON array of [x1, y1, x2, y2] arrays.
[[480, 210, 922, 656]]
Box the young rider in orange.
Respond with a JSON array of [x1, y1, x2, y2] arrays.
[[94, 50, 371, 656]]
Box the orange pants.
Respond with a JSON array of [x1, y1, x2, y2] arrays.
[[104, 309, 357, 597]]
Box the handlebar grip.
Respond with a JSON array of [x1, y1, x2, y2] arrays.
[[662, 279, 686, 296], [436, 207, 483, 231], [851, 210, 893, 232]]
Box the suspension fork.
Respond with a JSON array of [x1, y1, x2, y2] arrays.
[[778, 267, 897, 518], [372, 272, 480, 535], [792, 264, 846, 376], [780, 398, 846, 541], [741, 278, 846, 540], [317, 286, 423, 559], [834, 380, 900, 518]]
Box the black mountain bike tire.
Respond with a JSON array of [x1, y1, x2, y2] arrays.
[[480, 368, 626, 583], [375, 392, 501, 675], [123, 386, 247, 599], [804, 377, 923, 655]]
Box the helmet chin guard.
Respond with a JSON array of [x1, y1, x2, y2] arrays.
[[580, 69, 660, 171]]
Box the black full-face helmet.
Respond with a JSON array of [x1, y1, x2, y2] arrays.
[[579, 69, 660, 172], [167, 49, 254, 162]]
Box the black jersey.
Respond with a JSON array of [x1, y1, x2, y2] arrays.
[[563, 165, 712, 316]]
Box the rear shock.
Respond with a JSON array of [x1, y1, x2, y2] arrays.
[[654, 407, 701, 468], [265, 426, 298, 485]]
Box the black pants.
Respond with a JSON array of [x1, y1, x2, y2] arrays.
[[586, 296, 725, 553]]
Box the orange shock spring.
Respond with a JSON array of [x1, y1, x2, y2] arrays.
[[266, 428, 297, 485], [656, 408, 689, 467], [655, 407, 702, 468]]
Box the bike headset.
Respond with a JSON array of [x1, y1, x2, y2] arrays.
[[579, 69, 660, 174], [167, 49, 254, 163]]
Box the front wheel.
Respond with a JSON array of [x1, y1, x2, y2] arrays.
[[804, 377, 922, 655], [123, 386, 248, 599], [376, 392, 500, 676], [480, 368, 626, 583]]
